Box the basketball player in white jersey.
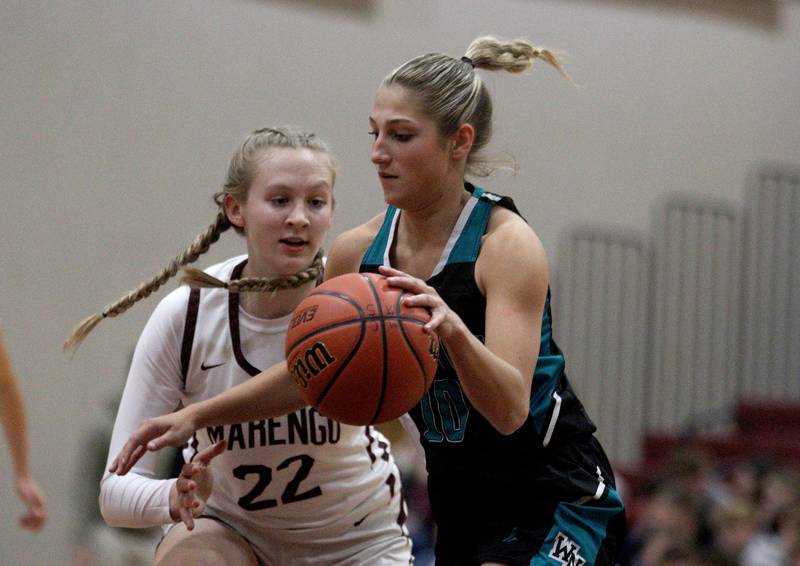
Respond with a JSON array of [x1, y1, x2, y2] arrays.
[[65, 127, 411, 565]]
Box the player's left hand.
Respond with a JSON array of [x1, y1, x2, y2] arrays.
[[379, 265, 465, 339], [109, 407, 200, 475], [169, 440, 226, 530]]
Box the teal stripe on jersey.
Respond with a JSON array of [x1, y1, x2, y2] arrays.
[[449, 186, 494, 264], [529, 357, 562, 436], [362, 206, 398, 265], [533, 488, 623, 565], [528, 295, 566, 435]]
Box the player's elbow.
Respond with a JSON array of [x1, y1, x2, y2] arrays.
[[493, 406, 528, 436], [98, 491, 116, 527], [98, 479, 118, 527], [98, 475, 129, 528]]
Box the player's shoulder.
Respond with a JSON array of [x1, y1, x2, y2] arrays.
[[345, 211, 386, 243], [482, 203, 545, 270], [486, 203, 535, 241], [325, 213, 385, 278]]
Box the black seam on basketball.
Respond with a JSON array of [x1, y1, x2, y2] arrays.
[[365, 275, 389, 424], [315, 318, 367, 407], [285, 315, 425, 354], [307, 291, 367, 316], [395, 290, 430, 396]]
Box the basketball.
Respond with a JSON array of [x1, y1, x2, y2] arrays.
[[285, 272, 439, 425]]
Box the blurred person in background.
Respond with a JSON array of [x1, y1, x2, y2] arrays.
[[0, 323, 46, 532]]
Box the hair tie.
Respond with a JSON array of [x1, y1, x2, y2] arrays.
[[460, 56, 475, 68]]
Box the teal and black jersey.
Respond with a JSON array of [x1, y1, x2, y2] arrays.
[[360, 184, 625, 564], [360, 184, 607, 525]]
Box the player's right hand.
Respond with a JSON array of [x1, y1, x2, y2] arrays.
[[109, 409, 199, 475]]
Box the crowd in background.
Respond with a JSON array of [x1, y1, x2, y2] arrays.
[[616, 446, 800, 566]]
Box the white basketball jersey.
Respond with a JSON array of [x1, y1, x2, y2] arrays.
[[179, 256, 402, 533]]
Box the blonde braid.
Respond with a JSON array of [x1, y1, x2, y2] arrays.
[[466, 36, 572, 81], [181, 252, 324, 293], [63, 212, 231, 354]]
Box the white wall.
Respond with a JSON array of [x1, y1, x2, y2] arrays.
[[1, 1, 798, 562]]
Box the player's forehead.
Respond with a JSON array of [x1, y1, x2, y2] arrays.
[[251, 148, 334, 192], [369, 86, 429, 128]]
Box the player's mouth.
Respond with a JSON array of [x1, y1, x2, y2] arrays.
[[280, 238, 308, 252], [378, 171, 398, 179]]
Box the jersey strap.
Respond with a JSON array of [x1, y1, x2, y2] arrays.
[[180, 287, 201, 387], [445, 185, 495, 265], [360, 184, 509, 272], [361, 206, 399, 267], [228, 259, 261, 376]]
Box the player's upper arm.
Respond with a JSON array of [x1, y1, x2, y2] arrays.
[[477, 211, 549, 381]]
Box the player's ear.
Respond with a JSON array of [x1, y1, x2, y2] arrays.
[[223, 193, 246, 229], [451, 123, 474, 160]]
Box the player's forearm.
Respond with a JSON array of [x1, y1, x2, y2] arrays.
[[99, 472, 174, 528], [442, 327, 530, 435], [0, 330, 32, 478], [189, 361, 307, 429], [0, 381, 31, 479]]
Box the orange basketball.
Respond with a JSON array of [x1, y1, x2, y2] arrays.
[[285, 272, 439, 425]]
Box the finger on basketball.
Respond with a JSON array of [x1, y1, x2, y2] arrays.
[[377, 265, 403, 277]]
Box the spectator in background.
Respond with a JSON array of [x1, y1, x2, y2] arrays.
[[630, 484, 704, 565], [755, 466, 800, 533]]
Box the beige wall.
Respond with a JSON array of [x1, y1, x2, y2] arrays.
[[1, 1, 798, 562]]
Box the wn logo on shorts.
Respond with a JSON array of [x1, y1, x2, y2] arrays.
[[548, 532, 586, 566]]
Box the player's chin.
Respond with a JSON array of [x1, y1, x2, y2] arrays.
[[276, 249, 317, 275]]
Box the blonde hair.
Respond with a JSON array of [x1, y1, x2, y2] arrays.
[[64, 126, 335, 354], [381, 35, 569, 177]]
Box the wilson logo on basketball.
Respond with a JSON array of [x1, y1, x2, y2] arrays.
[[289, 341, 336, 389]]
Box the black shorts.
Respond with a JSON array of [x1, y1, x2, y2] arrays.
[[431, 436, 626, 566]]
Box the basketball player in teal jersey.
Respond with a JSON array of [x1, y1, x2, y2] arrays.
[[110, 36, 625, 565]]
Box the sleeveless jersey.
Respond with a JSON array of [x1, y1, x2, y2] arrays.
[[360, 184, 598, 527]]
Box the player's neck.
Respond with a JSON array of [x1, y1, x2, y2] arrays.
[[391, 185, 470, 279], [238, 283, 314, 319], [398, 184, 470, 250], [239, 261, 316, 319]]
